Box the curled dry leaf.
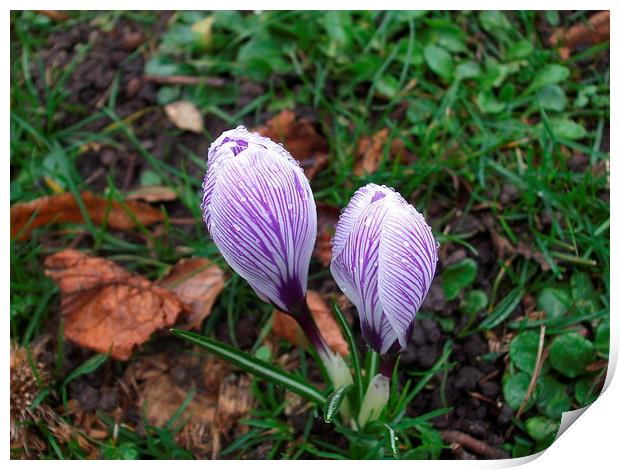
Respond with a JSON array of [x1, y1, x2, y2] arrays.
[[159, 257, 226, 330], [550, 11, 610, 59], [254, 109, 329, 179], [354, 128, 408, 176], [44, 250, 186, 360], [212, 374, 253, 458], [10, 191, 164, 241], [272, 290, 349, 356], [164, 100, 204, 133], [126, 352, 251, 458], [126, 185, 178, 203]]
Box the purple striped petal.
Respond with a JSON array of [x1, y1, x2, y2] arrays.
[[330, 184, 438, 354], [202, 126, 298, 231], [331, 183, 392, 260], [378, 205, 438, 349], [209, 145, 316, 313], [331, 195, 397, 354]]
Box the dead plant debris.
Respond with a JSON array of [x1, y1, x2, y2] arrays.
[[44, 250, 187, 360]]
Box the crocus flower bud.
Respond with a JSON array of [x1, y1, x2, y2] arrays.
[[357, 374, 390, 427], [330, 184, 439, 355], [202, 126, 317, 314]]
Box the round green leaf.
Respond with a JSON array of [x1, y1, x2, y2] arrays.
[[574, 376, 599, 406], [506, 39, 534, 60], [529, 64, 570, 93], [570, 272, 599, 314], [423, 44, 453, 81], [549, 118, 587, 141], [510, 331, 540, 374], [549, 333, 595, 378], [537, 85, 567, 112], [476, 90, 506, 114], [595, 318, 610, 354], [441, 258, 477, 301], [537, 287, 570, 320], [455, 61, 481, 79], [503, 372, 535, 411], [535, 376, 571, 418], [461, 290, 488, 315], [525, 416, 559, 442]]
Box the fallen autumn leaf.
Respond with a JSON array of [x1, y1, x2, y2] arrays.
[[126, 185, 178, 203], [44, 250, 186, 360], [254, 109, 329, 179], [10, 191, 164, 241], [354, 128, 408, 176], [165, 100, 204, 133], [550, 11, 610, 59], [159, 257, 226, 330]]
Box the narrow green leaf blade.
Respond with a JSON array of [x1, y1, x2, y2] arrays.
[[171, 329, 325, 405], [62, 353, 108, 387], [324, 384, 352, 423], [384, 423, 400, 459], [479, 288, 524, 330]]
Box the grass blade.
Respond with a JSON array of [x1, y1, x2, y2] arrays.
[[479, 288, 524, 330], [324, 384, 352, 423], [171, 329, 325, 406]]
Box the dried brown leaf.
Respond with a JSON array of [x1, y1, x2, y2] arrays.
[[127, 351, 250, 458], [272, 290, 348, 356], [254, 109, 329, 179], [141, 373, 216, 428], [36, 10, 69, 21], [10, 191, 164, 241], [126, 185, 177, 203], [550, 11, 610, 58], [164, 100, 204, 133], [159, 257, 226, 329], [212, 374, 254, 458], [44, 250, 186, 360], [354, 128, 408, 176]]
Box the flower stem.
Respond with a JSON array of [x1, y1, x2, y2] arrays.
[[379, 354, 398, 379], [294, 298, 354, 421]]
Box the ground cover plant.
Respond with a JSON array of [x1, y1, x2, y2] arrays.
[[10, 10, 610, 460]]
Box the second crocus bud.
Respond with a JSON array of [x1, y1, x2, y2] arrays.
[[330, 184, 439, 355]]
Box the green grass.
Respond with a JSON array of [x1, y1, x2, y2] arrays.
[[10, 10, 609, 459]]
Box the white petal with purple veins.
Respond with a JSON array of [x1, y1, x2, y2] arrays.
[[378, 205, 438, 349], [331, 196, 397, 353], [210, 146, 316, 312], [332, 184, 390, 260], [331, 183, 439, 354], [202, 126, 299, 231]]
